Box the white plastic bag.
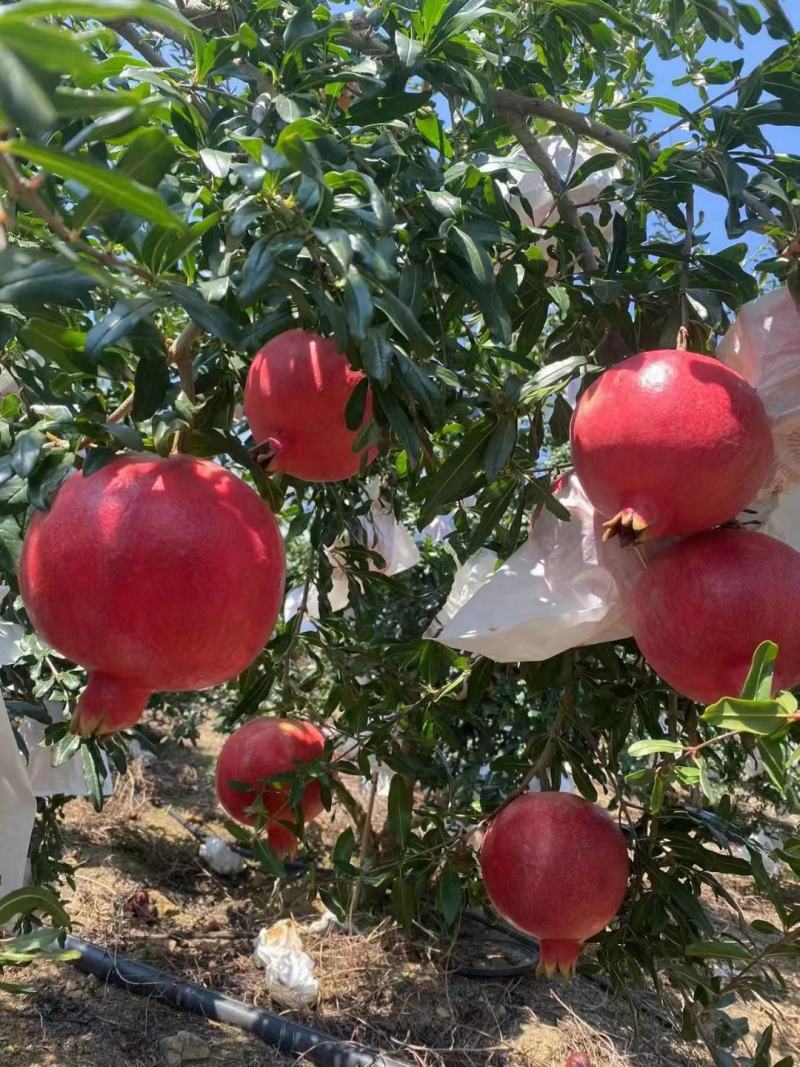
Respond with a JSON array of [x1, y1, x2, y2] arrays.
[[253, 918, 319, 1008], [718, 286, 800, 496], [19, 701, 114, 799], [199, 835, 245, 876], [433, 474, 657, 661], [0, 692, 36, 898], [505, 137, 622, 272]]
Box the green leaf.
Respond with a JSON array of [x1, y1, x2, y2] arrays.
[[0, 886, 71, 929], [0, 0, 193, 35], [449, 227, 494, 288], [84, 296, 163, 359], [345, 376, 370, 432], [417, 419, 495, 527], [168, 285, 239, 344], [0, 248, 96, 308], [438, 864, 462, 925], [387, 774, 413, 849], [739, 640, 778, 701], [73, 127, 177, 227], [685, 940, 751, 961], [344, 267, 373, 342], [484, 416, 517, 481], [52, 731, 81, 767], [10, 430, 44, 478], [349, 91, 433, 126], [253, 839, 286, 879], [238, 234, 304, 308], [133, 353, 171, 421], [0, 43, 56, 136], [395, 31, 423, 68], [374, 290, 434, 358], [702, 696, 792, 735], [81, 742, 104, 812], [7, 141, 182, 230], [628, 739, 684, 758], [332, 826, 357, 871], [199, 148, 232, 179]]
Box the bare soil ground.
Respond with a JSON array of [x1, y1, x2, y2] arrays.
[[1, 712, 797, 1067]]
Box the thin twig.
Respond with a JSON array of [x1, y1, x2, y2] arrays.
[[349, 769, 379, 923], [677, 184, 694, 350], [107, 392, 134, 424], [496, 103, 598, 274], [0, 150, 154, 281]]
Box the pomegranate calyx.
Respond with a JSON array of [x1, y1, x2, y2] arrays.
[[536, 938, 581, 979], [601, 508, 649, 546], [250, 436, 282, 471]]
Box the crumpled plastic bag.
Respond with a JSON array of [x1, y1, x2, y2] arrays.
[[0, 584, 25, 667], [505, 137, 622, 272], [434, 287, 800, 664], [199, 835, 246, 876], [253, 918, 319, 1008], [717, 286, 800, 496], [19, 701, 114, 799], [433, 474, 660, 661]]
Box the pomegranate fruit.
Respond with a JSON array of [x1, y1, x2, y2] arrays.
[[19, 453, 285, 737], [244, 328, 376, 483], [215, 717, 326, 856], [565, 1055, 592, 1067], [480, 792, 629, 977], [570, 349, 774, 543], [629, 527, 800, 704]]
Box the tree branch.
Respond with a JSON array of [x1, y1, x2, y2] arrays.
[[496, 101, 599, 274], [112, 21, 169, 67], [493, 88, 640, 159]]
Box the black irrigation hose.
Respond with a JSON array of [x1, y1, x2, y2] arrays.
[[65, 933, 411, 1067]]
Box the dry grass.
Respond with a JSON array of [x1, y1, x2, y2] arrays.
[[0, 713, 797, 1067]]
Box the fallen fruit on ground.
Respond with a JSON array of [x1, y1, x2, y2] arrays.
[[629, 527, 800, 704], [215, 716, 326, 856], [570, 349, 774, 544], [19, 453, 285, 737], [480, 792, 629, 977], [244, 328, 376, 483]]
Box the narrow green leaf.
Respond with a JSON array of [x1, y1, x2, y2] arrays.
[[685, 941, 751, 961], [417, 419, 494, 526], [387, 775, 413, 849], [702, 696, 791, 735], [345, 376, 369, 432], [374, 290, 434, 358], [739, 640, 778, 701], [7, 141, 182, 229], [484, 416, 517, 480], [84, 296, 163, 359], [438, 864, 462, 925], [628, 739, 684, 758]]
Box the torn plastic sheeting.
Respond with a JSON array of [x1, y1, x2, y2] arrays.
[[19, 701, 114, 799], [199, 835, 246, 876], [717, 286, 800, 496], [253, 918, 319, 1008], [0, 691, 37, 900], [432, 473, 659, 662]]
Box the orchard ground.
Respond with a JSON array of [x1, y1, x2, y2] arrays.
[[1, 704, 798, 1067]]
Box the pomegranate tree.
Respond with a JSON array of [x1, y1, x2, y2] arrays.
[[629, 528, 800, 704], [244, 328, 376, 483], [480, 792, 629, 977], [215, 717, 326, 856], [570, 349, 774, 543], [19, 454, 285, 737]]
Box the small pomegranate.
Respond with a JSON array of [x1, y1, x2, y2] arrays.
[[244, 328, 376, 483], [480, 792, 629, 977], [565, 1055, 592, 1067], [19, 453, 285, 736], [216, 717, 326, 856], [630, 528, 800, 704], [570, 349, 774, 543]]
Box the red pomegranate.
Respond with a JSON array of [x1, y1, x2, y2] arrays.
[[19, 453, 285, 737], [570, 349, 774, 543], [215, 717, 326, 856], [630, 527, 800, 704], [565, 1055, 592, 1067], [244, 329, 376, 483], [480, 792, 629, 977]]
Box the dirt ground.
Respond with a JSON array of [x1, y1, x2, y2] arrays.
[[1, 713, 797, 1067]]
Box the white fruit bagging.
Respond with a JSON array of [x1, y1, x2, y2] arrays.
[[433, 286, 800, 664]]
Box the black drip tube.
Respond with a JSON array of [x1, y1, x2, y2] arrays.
[[64, 933, 410, 1067]]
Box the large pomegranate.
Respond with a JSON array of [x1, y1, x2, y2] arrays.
[[629, 527, 800, 704], [244, 329, 376, 483], [19, 453, 285, 737], [215, 717, 326, 856], [570, 349, 774, 543], [480, 792, 629, 977]]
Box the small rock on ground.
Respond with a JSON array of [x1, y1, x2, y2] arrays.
[[160, 1030, 212, 1066]]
